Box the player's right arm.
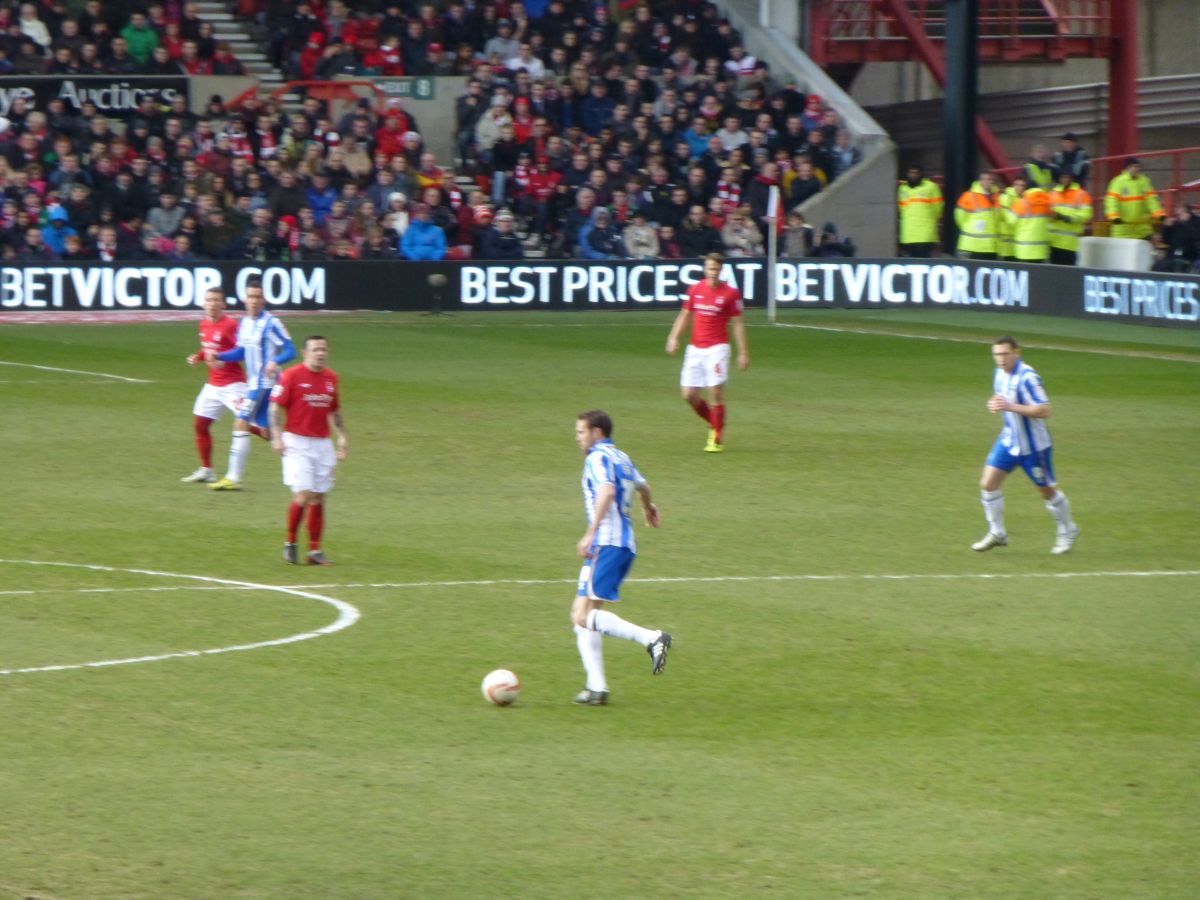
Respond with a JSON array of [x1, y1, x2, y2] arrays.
[[666, 307, 691, 355], [578, 482, 615, 558]]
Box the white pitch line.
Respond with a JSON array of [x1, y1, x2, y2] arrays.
[[0, 360, 154, 383], [771, 322, 1200, 363], [2, 569, 1196, 599], [0, 559, 359, 676]]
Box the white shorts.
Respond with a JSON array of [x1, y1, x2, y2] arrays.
[[192, 381, 247, 420], [680, 343, 731, 389], [281, 432, 336, 494]]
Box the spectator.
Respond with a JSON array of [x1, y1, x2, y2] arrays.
[[623, 208, 659, 259], [148, 191, 185, 237], [121, 12, 159, 65], [559, 186, 597, 256], [658, 223, 682, 258], [1154, 204, 1200, 273], [484, 19, 520, 62], [783, 210, 815, 257], [578, 207, 625, 259], [18, 3, 51, 51], [361, 227, 399, 260], [40, 206, 77, 256], [401, 203, 448, 259], [721, 205, 764, 257], [475, 209, 525, 259], [830, 130, 862, 181], [678, 204, 725, 257], [789, 160, 823, 206], [211, 43, 246, 76], [810, 221, 855, 257]]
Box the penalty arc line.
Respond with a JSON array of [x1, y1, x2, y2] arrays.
[[0, 559, 360, 676], [0, 360, 155, 383]]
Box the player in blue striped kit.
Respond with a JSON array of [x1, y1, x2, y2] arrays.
[[208, 278, 296, 491], [973, 336, 1080, 555], [571, 410, 672, 706]]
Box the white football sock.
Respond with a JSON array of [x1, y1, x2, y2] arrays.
[[588, 608, 658, 647], [225, 430, 251, 482], [1045, 490, 1075, 533], [981, 489, 1006, 536], [574, 624, 606, 692]]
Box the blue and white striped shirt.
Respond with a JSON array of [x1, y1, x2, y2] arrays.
[[995, 360, 1052, 455], [581, 439, 647, 551], [226, 311, 295, 390]]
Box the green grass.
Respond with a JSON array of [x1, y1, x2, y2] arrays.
[[0, 309, 1197, 899]]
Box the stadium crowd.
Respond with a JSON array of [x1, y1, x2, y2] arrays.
[[0, 0, 862, 262]]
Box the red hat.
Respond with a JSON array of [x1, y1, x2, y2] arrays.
[[807, 93, 821, 104], [428, 42, 443, 53]]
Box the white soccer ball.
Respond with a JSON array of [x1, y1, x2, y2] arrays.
[[481, 669, 521, 706]]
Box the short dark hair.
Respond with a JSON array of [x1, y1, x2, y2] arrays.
[[245, 276, 263, 291], [994, 335, 1019, 350], [577, 409, 613, 437], [304, 334, 327, 350]]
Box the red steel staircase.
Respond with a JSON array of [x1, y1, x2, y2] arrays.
[[807, 1, 1137, 170]]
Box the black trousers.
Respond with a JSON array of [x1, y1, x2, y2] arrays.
[[1050, 248, 1077, 266]]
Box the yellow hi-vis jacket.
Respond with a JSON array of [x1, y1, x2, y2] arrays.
[[897, 178, 943, 245], [997, 186, 1022, 257], [954, 181, 1000, 254], [1004, 187, 1052, 261], [1048, 182, 1093, 252], [1104, 170, 1165, 239]]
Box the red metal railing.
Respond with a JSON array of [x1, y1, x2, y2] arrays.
[[994, 146, 1200, 221], [810, 0, 1112, 64]]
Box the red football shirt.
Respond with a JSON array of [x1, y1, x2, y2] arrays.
[[271, 364, 340, 437], [199, 316, 244, 386], [683, 280, 743, 348]]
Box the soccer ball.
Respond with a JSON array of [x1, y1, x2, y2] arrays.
[[481, 669, 521, 706]]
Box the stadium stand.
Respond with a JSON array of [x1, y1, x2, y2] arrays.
[[0, 0, 862, 262]]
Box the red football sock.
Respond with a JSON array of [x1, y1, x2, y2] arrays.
[[307, 503, 324, 551], [287, 502, 306, 543], [194, 416, 214, 467], [688, 396, 711, 422], [711, 404, 726, 442]]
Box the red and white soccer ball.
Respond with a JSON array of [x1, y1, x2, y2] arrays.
[[481, 669, 521, 706]]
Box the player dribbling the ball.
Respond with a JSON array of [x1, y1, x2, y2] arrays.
[[571, 410, 672, 706]]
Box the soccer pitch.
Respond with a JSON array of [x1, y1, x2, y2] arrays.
[[1, 308, 1197, 899]]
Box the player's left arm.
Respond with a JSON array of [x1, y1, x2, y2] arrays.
[[266, 324, 296, 379], [329, 410, 348, 460], [732, 313, 749, 370], [268, 393, 286, 455], [636, 481, 660, 528], [577, 482, 615, 558]]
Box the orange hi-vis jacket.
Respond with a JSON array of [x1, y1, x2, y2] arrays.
[[1048, 182, 1093, 252], [1004, 187, 1052, 261], [954, 181, 1000, 254]]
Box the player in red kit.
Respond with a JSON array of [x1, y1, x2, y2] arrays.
[[182, 287, 246, 483], [665, 252, 750, 452], [270, 335, 348, 566]]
